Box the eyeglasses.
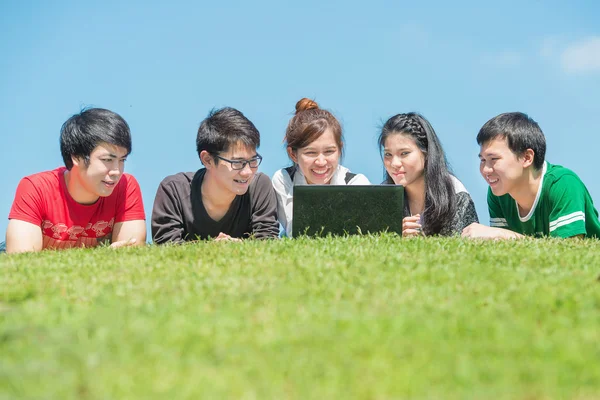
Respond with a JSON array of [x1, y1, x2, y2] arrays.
[[213, 153, 263, 170]]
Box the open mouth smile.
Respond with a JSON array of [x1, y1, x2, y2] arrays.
[[311, 168, 330, 176], [486, 176, 499, 185]]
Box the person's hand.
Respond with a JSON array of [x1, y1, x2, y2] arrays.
[[403, 215, 423, 237], [214, 232, 242, 242], [110, 238, 138, 248], [461, 223, 522, 239]]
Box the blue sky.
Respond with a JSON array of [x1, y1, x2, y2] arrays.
[[1, 0, 599, 239]]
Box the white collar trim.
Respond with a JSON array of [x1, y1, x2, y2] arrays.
[[517, 161, 547, 222]]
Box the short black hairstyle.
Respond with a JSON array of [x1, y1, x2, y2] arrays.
[[477, 112, 546, 170], [196, 107, 260, 161], [60, 108, 132, 170]]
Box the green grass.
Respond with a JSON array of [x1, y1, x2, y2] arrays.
[[1, 236, 600, 399]]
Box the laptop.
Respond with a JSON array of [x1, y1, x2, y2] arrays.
[[292, 185, 404, 237]]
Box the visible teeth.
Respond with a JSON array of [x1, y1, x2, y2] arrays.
[[235, 179, 248, 183], [313, 169, 327, 174], [489, 178, 498, 184]]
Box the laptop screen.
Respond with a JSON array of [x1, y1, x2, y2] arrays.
[[292, 185, 404, 237]]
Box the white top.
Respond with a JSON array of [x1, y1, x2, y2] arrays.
[[272, 164, 371, 237], [450, 175, 468, 195]]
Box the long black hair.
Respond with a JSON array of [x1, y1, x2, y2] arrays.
[[378, 113, 455, 235]]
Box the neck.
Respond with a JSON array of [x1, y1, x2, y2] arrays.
[[404, 178, 426, 215], [64, 168, 99, 205], [201, 171, 236, 208], [510, 165, 544, 214]]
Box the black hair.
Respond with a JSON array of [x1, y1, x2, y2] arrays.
[[60, 108, 132, 170], [476, 112, 546, 170], [196, 107, 260, 162], [378, 112, 455, 235]]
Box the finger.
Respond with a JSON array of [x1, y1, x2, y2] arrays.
[[402, 229, 421, 237]]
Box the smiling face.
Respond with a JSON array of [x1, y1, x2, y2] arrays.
[[383, 133, 426, 189], [206, 142, 259, 196], [479, 137, 531, 196], [289, 128, 340, 185], [71, 143, 128, 203]]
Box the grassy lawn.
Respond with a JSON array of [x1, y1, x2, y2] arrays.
[[1, 236, 600, 399]]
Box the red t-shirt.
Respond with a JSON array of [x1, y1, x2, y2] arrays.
[[8, 167, 145, 249]]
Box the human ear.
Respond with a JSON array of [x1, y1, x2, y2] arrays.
[[72, 156, 83, 167], [521, 149, 535, 168], [200, 150, 214, 168], [287, 147, 298, 163]]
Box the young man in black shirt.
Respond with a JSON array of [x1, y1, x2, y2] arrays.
[[151, 107, 279, 243]]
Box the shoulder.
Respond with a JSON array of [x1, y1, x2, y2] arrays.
[[544, 163, 584, 186], [249, 173, 276, 202], [541, 163, 590, 203], [272, 168, 292, 184], [272, 168, 293, 191], [158, 171, 197, 188], [250, 172, 273, 190], [119, 173, 140, 187], [347, 173, 370, 185], [20, 167, 64, 187], [14, 168, 63, 198], [455, 190, 475, 206], [336, 165, 370, 185], [449, 175, 468, 194]]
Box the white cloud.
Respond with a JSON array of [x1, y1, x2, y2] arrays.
[[481, 51, 522, 68], [560, 36, 600, 73]]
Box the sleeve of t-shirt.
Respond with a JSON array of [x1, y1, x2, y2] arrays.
[[547, 175, 587, 238], [8, 177, 45, 226], [454, 192, 479, 232], [271, 169, 292, 236], [487, 187, 508, 228], [115, 174, 146, 223], [250, 174, 280, 239], [151, 178, 186, 244]]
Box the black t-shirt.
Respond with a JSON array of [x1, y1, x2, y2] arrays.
[[151, 169, 279, 243]]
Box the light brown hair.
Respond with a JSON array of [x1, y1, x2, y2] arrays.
[[284, 98, 343, 157]]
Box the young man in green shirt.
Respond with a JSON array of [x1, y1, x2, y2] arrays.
[[462, 112, 600, 239]]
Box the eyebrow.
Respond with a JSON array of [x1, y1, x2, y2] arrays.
[[304, 146, 337, 151], [102, 153, 127, 158]]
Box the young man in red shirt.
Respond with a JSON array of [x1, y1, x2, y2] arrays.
[[4, 108, 146, 253]]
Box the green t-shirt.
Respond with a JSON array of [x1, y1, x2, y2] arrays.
[[488, 162, 600, 238]]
